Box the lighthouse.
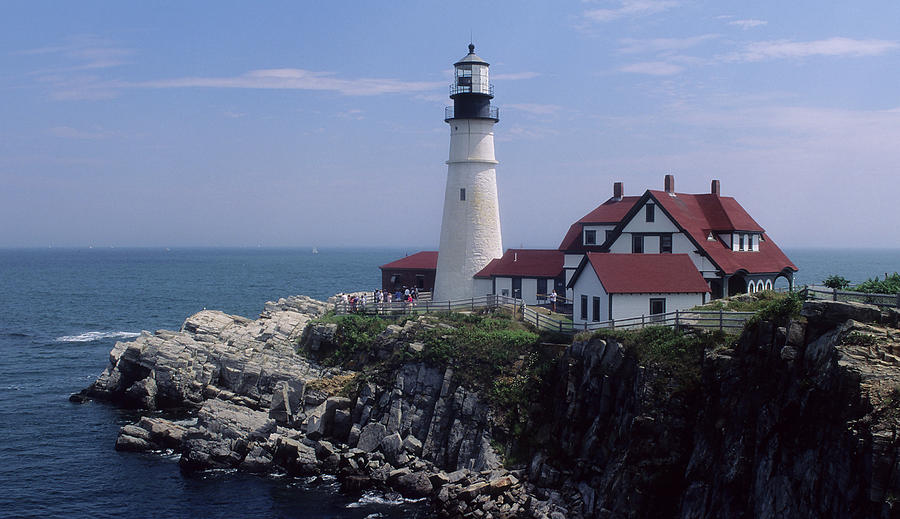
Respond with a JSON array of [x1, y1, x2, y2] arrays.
[[432, 44, 503, 302]]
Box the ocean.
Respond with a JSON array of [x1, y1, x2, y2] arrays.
[[0, 246, 897, 518]]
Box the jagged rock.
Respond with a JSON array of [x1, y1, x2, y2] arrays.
[[269, 379, 304, 425], [403, 435, 423, 456], [180, 398, 276, 471], [240, 444, 274, 472], [381, 432, 403, 465], [395, 470, 434, 498], [356, 422, 387, 453], [273, 436, 318, 475]]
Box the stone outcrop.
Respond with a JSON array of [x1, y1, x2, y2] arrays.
[[80, 294, 900, 519], [524, 299, 900, 518]]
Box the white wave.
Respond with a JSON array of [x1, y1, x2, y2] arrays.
[[346, 491, 425, 508], [56, 331, 141, 343]]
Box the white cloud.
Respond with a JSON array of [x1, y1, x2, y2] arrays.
[[492, 71, 540, 81], [618, 34, 719, 55], [584, 0, 680, 22], [620, 61, 684, 75], [505, 103, 563, 115], [19, 35, 132, 71], [728, 19, 767, 29], [728, 37, 899, 62], [47, 126, 110, 139], [136, 68, 444, 96]]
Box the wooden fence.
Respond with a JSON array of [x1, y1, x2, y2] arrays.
[[336, 295, 753, 335], [523, 306, 755, 334], [800, 285, 900, 308]]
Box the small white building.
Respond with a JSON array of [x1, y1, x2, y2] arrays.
[[473, 249, 565, 305], [569, 253, 710, 324]]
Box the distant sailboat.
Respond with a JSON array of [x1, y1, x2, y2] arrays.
[[312, 247, 319, 254]]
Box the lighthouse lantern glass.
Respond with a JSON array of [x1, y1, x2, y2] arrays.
[[455, 63, 489, 95]]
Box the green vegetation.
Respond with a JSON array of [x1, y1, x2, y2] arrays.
[[692, 289, 788, 313], [824, 275, 851, 290], [309, 313, 392, 366], [588, 326, 732, 393], [843, 331, 877, 347], [856, 273, 900, 294], [746, 290, 803, 327]]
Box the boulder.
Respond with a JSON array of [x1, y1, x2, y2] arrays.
[[356, 422, 387, 453], [269, 379, 305, 425], [380, 432, 403, 465], [395, 471, 434, 498]]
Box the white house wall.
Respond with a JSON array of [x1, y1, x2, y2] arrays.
[[495, 277, 512, 297], [610, 293, 705, 321], [571, 268, 607, 325], [620, 202, 680, 234], [474, 278, 493, 297]]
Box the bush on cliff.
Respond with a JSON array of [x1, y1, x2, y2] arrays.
[[856, 272, 900, 294]]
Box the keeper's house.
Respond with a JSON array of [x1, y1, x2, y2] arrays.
[[568, 253, 709, 324]]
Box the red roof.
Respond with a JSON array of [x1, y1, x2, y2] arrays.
[[558, 196, 640, 251], [379, 251, 438, 270], [581, 253, 710, 294], [648, 191, 797, 275], [474, 249, 563, 278]]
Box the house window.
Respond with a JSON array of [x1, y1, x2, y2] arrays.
[[739, 234, 745, 251], [584, 229, 596, 245], [580, 295, 588, 320], [416, 274, 425, 289], [592, 297, 601, 322], [650, 298, 666, 320], [537, 278, 547, 297], [632, 235, 644, 253], [646, 204, 655, 222], [460, 188, 466, 201], [660, 234, 672, 254], [512, 278, 522, 299], [605, 230, 614, 243]]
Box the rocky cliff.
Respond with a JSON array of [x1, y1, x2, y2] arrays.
[[77, 295, 900, 519]]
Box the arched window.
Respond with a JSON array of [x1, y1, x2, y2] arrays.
[[747, 282, 755, 294], [756, 280, 765, 292], [765, 280, 773, 290]]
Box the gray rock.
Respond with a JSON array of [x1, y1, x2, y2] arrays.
[[356, 422, 387, 452], [403, 435, 423, 456], [395, 471, 434, 498], [269, 379, 304, 425], [381, 432, 403, 465]]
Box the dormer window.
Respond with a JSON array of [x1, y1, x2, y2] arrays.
[[739, 234, 745, 251], [584, 229, 597, 245], [646, 204, 655, 222]]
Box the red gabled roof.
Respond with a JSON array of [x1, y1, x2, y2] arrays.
[[582, 253, 710, 294], [648, 191, 797, 275], [474, 249, 563, 278], [558, 196, 640, 251], [379, 251, 438, 270]]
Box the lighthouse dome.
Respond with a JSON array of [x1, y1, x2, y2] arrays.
[[454, 43, 490, 66]]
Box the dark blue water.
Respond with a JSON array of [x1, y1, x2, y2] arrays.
[[0, 246, 897, 518], [0, 247, 425, 519]]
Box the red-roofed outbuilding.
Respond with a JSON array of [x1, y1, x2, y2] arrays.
[[379, 251, 438, 292]]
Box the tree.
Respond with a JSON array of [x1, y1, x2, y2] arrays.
[[823, 275, 851, 290]]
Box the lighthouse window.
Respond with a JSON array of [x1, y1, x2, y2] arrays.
[[459, 188, 466, 201]]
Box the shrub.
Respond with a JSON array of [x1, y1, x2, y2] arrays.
[[824, 275, 851, 290], [856, 273, 900, 295]]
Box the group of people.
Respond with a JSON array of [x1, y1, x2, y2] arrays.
[[339, 286, 421, 313]]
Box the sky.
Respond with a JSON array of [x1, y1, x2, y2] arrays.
[[1, 1, 898, 249]]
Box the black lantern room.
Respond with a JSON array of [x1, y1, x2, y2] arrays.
[[445, 44, 499, 122]]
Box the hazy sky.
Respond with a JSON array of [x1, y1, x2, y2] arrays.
[[2, 1, 898, 249]]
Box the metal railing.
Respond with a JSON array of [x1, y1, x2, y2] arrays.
[[449, 84, 494, 96], [444, 106, 500, 121]]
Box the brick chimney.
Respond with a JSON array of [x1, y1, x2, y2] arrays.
[[664, 174, 675, 195], [613, 181, 623, 201], [711, 179, 720, 196]]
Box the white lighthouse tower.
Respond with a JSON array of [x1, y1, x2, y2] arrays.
[[433, 44, 503, 302]]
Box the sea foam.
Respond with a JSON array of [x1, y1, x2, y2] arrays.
[[55, 331, 141, 342]]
